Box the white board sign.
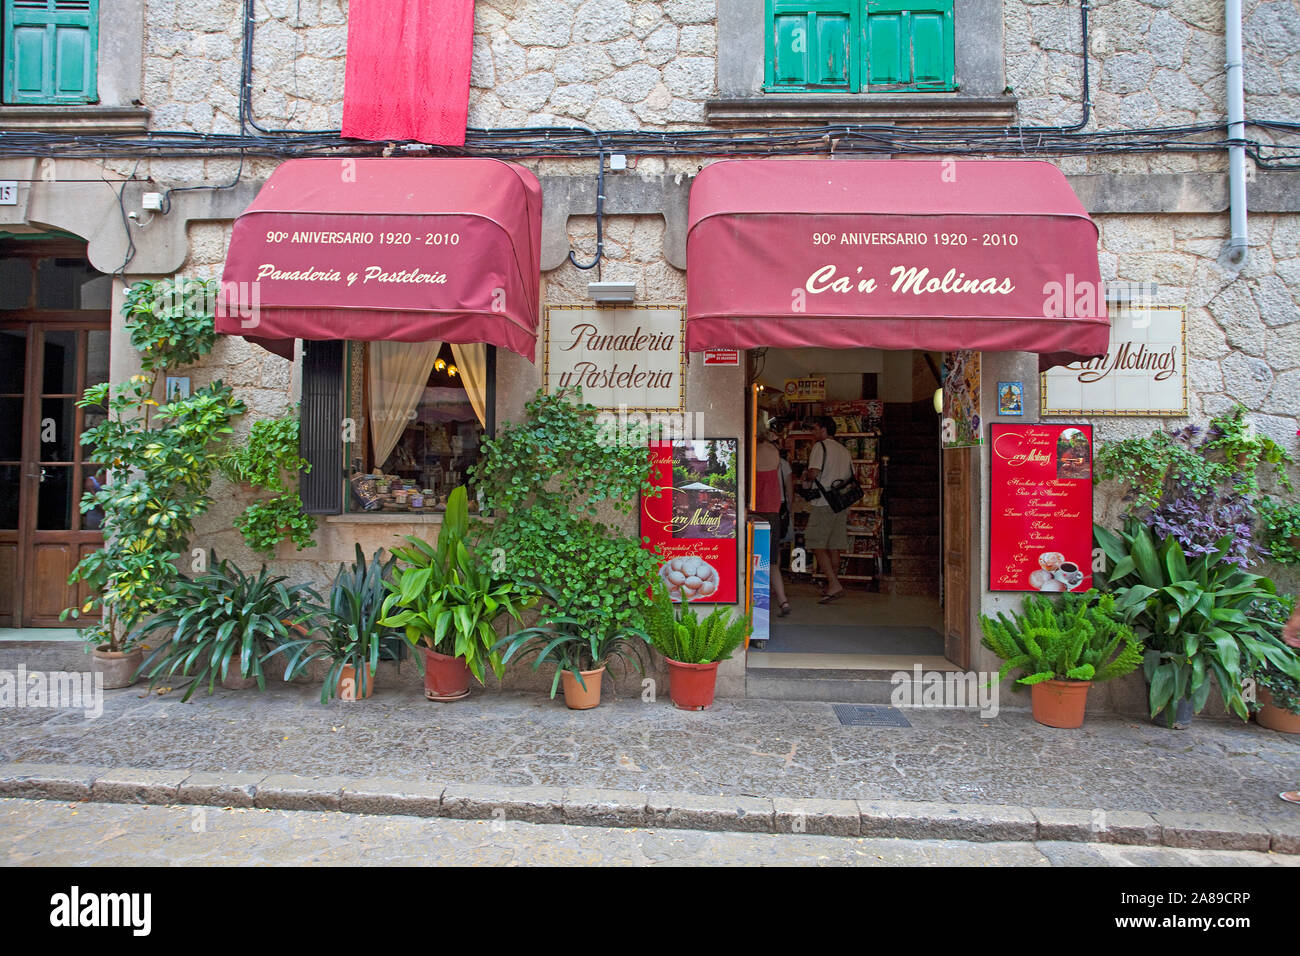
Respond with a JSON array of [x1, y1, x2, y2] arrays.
[[1041, 306, 1187, 417], [544, 305, 685, 412]]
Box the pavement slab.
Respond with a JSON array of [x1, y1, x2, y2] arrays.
[[1, 643, 1298, 849]]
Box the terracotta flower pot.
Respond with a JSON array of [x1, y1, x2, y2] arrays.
[[1030, 679, 1090, 728], [337, 663, 374, 701], [420, 646, 472, 701], [220, 653, 259, 690], [666, 658, 720, 711], [561, 666, 605, 710], [91, 646, 143, 690], [1257, 686, 1300, 734]]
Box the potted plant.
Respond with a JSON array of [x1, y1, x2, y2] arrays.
[[270, 546, 402, 703], [1094, 519, 1300, 727], [472, 389, 664, 708], [220, 409, 318, 555], [980, 590, 1144, 728], [1202, 404, 1294, 495], [1260, 497, 1300, 565], [644, 578, 750, 710], [61, 278, 246, 675], [135, 552, 319, 701], [79, 621, 143, 690], [379, 486, 533, 701], [493, 581, 652, 709], [234, 492, 317, 554]]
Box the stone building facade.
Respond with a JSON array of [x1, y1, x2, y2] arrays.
[[2, 0, 1298, 707]]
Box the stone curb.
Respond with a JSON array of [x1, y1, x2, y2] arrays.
[[0, 762, 1295, 854]]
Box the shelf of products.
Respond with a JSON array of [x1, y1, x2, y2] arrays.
[[778, 399, 888, 587]]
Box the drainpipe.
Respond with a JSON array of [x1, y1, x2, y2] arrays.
[[1224, 0, 1248, 270]]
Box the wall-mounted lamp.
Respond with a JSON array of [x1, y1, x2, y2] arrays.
[[933, 387, 944, 415], [447, 365, 458, 378], [434, 358, 447, 371], [587, 280, 636, 303]]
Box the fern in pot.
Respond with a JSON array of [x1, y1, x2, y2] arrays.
[[644, 578, 751, 711]]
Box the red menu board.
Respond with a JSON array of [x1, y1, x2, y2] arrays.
[[641, 439, 739, 604], [989, 424, 1094, 593]]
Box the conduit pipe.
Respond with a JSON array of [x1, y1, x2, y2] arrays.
[[1225, 0, 1249, 269]]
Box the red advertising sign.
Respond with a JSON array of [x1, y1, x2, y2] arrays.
[[702, 349, 740, 366], [989, 424, 1094, 593], [642, 439, 739, 604]]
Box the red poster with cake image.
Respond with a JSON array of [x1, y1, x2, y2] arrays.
[[989, 424, 1094, 593], [641, 439, 739, 604]]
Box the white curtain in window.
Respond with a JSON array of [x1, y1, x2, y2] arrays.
[[368, 340, 440, 469], [451, 343, 488, 428]]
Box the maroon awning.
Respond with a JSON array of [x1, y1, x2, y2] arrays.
[[218, 158, 542, 360], [686, 159, 1108, 368]]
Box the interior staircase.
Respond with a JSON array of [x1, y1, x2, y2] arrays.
[[882, 400, 941, 597]]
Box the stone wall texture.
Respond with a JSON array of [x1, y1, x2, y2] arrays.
[[110, 0, 1300, 597]]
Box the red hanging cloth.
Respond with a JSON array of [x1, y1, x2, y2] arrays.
[[341, 0, 476, 147]]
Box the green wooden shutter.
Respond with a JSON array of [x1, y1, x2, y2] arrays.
[[3, 0, 98, 104], [767, 1, 857, 91], [864, 0, 954, 91]]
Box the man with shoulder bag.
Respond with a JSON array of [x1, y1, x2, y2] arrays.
[[803, 415, 858, 604]]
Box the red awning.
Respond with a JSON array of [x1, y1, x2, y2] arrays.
[[218, 158, 542, 360], [686, 160, 1108, 367]]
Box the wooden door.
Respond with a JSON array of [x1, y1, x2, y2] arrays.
[[942, 446, 972, 668], [0, 244, 110, 626]]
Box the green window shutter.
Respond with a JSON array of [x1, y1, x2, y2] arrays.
[[3, 0, 98, 104], [767, 1, 857, 91], [865, 11, 904, 86], [864, 0, 954, 91]]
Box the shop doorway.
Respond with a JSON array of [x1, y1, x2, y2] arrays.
[[747, 347, 960, 674], [0, 240, 111, 627]]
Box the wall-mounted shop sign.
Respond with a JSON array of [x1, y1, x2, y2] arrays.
[[642, 439, 739, 604], [703, 349, 740, 366], [784, 376, 826, 402], [989, 424, 1094, 593], [544, 305, 684, 412], [1041, 306, 1186, 416]]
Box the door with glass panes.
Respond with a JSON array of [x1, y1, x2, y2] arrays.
[[0, 247, 110, 626]]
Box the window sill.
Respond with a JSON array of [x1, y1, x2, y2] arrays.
[[705, 94, 1018, 127], [324, 512, 494, 524], [0, 105, 151, 133]]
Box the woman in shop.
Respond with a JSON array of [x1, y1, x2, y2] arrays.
[[754, 415, 793, 617]]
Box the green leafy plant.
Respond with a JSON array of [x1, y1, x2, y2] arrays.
[[979, 590, 1143, 686], [1094, 519, 1300, 724], [220, 409, 317, 554], [1259, 497, 1300, 565], [493, 581, 652, 698], [1249, 595, 1299, 715], [1094, 427, 1228, 512], [62, 278, 246, 650], [234, 492, 317, 555], [472, 388, 662, 649], [378, 486, 534, 684], [219, 410, 310, 491], [643, 578, 751, 664], [134, 552, 319, 702], [1202, 404, 1294, 495], [269, 545, 401, 703]]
